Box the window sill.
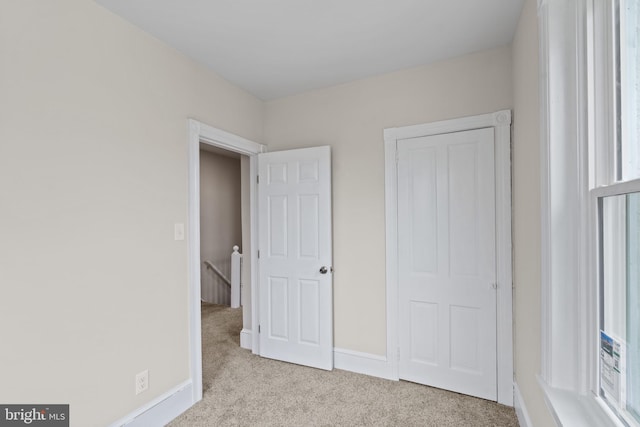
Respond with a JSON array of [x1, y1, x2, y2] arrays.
[[538, 377, 626, 427]]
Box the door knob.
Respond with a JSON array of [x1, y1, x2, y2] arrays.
[[320, 266, 329, 274]]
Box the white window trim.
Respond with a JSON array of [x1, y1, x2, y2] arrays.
[[538, 0, 636, 425], [538, 0, 592, 394]]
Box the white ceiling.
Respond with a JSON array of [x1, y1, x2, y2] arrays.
[[95, 0, 525, 101]]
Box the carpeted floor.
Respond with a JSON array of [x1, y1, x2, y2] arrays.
[[169, 303, 519, 427]]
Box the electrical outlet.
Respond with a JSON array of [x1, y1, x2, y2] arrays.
[[135, 370, 148, 395]]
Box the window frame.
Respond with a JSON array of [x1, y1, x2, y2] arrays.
[[539, 0, 639, 425], [592, 179, 640, 427], [592, 2, 640, 424]]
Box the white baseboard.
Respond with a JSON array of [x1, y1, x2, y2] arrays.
[[108, 380, 194, 427], [333, 347, 395, 380], [514, 382, 533, 427], [240, 328, 252, 350]]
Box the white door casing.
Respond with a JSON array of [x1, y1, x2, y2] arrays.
[[188, 119, 264, 404], [397, 128, 497, 400], [258, 146, 333, 370], [384, 110, 513, 406]]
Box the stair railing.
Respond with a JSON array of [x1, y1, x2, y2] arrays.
[[203, 261, 231, 288]]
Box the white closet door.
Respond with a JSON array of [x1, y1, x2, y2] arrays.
[[398, 128, 497, 400]]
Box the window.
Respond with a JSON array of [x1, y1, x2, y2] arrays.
[[539, 0, 640, 425], [618, 0, 640, 181], [599, 191, 640, 425], [596, 1, 640, 425]]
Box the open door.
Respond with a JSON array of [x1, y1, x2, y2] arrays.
[[257, 146, 333, 370]]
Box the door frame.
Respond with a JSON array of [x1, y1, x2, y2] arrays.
[[383, 110, 513, 406], [187, 119, 265, 403]]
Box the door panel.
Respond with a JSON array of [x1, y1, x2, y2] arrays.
[[299, 279, 320, 344], [258, 146, 333, 370], [298, 195, 319, 259], [398, 128, 497, 400], [268, 196, 288, 257], [268, 277, 288, 340], [448, 143, 480, 276], [449, 304, 480, 373], [409, 301, 438, 364], [410, 148, 438, 274]]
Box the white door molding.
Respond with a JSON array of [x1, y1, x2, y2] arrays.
[[187, 119, 264, 404], [384, 110, 513, 405]]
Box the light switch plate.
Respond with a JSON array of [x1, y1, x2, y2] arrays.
[[174, 223, 185, 241]]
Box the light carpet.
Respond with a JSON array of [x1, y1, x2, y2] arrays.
[[169, 303, 518, 426]]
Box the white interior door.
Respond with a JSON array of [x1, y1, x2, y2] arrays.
[[258, 146, 333, 370], [397, 128, 497, 400]]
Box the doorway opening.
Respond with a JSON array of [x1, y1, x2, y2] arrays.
[[199, 143, 247, 393], [199, 144, 244, 307], [188, 119, 265, 403]]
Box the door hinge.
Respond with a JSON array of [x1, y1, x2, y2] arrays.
[[257, 175, 260, 184], [258, 325, 261, 333], [257, 250, 260, 259]]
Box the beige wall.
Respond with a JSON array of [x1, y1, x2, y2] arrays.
[[199, 150, 242, 305], [264, 46, 513, 355], [511, 0, 554, 425], [0, 1, 262, 426]]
